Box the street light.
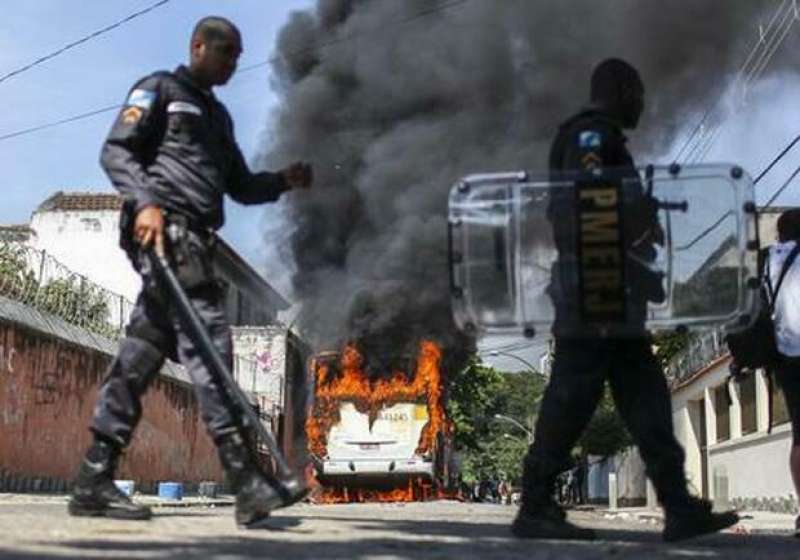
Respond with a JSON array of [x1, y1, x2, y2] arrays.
[[485, 350, 544, 376], [494, 413, 533, 443]]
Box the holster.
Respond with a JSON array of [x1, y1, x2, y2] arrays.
[[163, 213, 217, 291], [118, 202, 217, 292]]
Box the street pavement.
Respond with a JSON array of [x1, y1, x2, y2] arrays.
[[0, 496, 797, 559]]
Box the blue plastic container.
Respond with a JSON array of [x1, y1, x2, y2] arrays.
[[157, 482, 184, 501]]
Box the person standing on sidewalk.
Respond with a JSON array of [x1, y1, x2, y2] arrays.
[[68, 16, 312, 528], [767, 208, 800, 538]]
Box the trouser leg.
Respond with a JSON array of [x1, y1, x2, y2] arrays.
[[608, 338, 690, 511], [520, 338, 607, 510], [90, 293, 169, 447], [172, 285, 239, 443]]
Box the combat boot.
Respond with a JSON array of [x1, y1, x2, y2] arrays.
[[511, 455, 595, 541], [662, 496, 739, 542], [68, 439, 151, 520], [512, 501, 596, 540], [217, 432, 284, 528]]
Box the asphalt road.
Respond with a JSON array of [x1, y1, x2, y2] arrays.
[[0, 498, 796, 559]]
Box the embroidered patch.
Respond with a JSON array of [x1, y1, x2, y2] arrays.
[[167, 101, 203, 116], [121, 106, 143, 125], [127, 89, 157, 110], [578, 130, 602, 149]]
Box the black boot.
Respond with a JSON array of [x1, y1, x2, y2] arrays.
[[217, 432, 284, 528], [68, 439, 151, 520], [662, 496, 739, 542], [511, 454, 595, 541]]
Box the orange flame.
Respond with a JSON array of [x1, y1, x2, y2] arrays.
[[305, 340, 451, 503]]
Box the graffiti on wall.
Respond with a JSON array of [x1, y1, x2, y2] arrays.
[[0, 343, 16, 374]]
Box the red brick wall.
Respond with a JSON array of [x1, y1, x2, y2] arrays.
[[0, 321, 223, 486]]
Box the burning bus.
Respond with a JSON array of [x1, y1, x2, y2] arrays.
[[305, 340, 455, 502]]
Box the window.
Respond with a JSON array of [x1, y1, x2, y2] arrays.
[[771, 373, 791, 427], [714, 385, 730, 442], [739, 374, 757, 435], [80, 218, 101, 232]]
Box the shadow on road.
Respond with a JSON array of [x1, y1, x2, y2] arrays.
[[0, 512, 795, 559]]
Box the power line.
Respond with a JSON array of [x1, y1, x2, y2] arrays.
[[675, 0, 799, 164], [755, 132, 800, 183], [0, 104, 121, 142], [765, 162, 800, 206], [0, 0, 171, 87], [675, 132, 800, 251], [0, 0, 469, 143]]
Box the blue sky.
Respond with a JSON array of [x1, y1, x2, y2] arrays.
[[0, 0, 313, 271], [2, 2, 798, 372]]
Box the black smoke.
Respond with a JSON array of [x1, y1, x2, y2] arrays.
[[258, 0, 779, 364]]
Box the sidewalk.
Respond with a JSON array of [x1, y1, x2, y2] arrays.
[[597, 506, 797, 535], [0, 492, 234, 509]]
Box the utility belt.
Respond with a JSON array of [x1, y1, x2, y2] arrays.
[[119, 201, 217, 291], [163, 211, 217, 291]]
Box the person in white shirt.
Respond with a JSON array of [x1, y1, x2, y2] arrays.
[[768, 208, 800, 538]]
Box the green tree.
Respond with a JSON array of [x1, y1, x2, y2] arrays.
[[0, 243, 38, 303], [449, 360, 547, 485], [653, 330, 690, 369], [576, 388, 632, 457], [447, 356, 506, 452], [38, 277, 111, 330], [0, 242, 113, 336]]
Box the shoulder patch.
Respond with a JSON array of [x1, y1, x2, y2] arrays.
[[578, 130, 602, 149], [167, 101, 203, 116], [127, 89, 157, 110], [121, 106, 143, 125]]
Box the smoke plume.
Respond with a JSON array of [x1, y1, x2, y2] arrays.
[[258, 0, 783, 363]]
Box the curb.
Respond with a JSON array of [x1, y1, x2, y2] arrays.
[[0, 493, 235, 509], [141, 498, 234, 509]]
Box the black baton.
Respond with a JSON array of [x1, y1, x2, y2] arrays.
[[145, 249, 307, 503]]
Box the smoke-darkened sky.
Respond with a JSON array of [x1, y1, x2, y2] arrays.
[[259, 0, 786, 354]]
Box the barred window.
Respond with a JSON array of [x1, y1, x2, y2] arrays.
[[714, 385, 730, 442], [739, 374, 757, 436]]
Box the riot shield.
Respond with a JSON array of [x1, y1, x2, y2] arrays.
[[448, 165, 758, 338]]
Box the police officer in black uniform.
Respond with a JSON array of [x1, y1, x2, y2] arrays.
[[68, 16, 312, 528], [511, 59, 739, 542]]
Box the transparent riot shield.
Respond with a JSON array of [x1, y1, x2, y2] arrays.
[[448, 165, 759, 338]]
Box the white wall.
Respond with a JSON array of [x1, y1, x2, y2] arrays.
[[708, 426, 793, 502], [672, 358, 796, 508], [29, 209, 140, 302]]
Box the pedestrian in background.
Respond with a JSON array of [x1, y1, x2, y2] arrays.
[[767, 208, 800, 538]]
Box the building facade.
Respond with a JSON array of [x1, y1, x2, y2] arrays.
[[668, 206, 798, 513], [25, 191, 289, 326]]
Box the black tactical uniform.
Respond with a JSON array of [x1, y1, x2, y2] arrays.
[[92, 65, 289, 446], [513, 108, 728, 540], [69, 66, 290, 524]]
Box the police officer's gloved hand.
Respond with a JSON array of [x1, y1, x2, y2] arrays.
[[281, 162, 313, 190]]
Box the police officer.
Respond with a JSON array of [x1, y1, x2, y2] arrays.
[[68, 16, 312, 528], [511, 59, 739, 542]]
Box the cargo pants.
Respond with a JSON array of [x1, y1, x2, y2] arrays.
[[90, 235, 239, 448], [521, 336, 693, 512]]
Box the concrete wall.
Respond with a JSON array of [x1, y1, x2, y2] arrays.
[[231, 326, 287, 412], [672, 355, 797, 512], [708, 426, 794, 511], [587, 448, 647, 506], [0, 319, 222, 490]]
